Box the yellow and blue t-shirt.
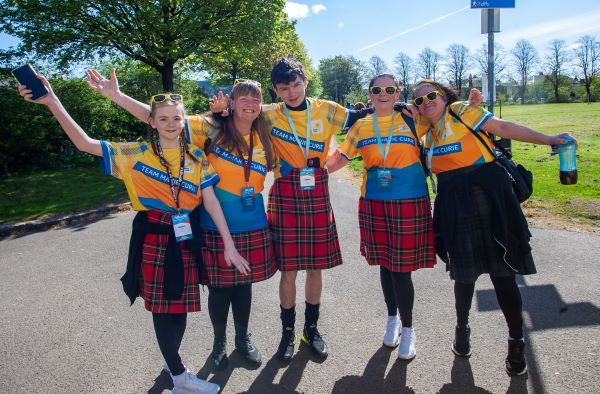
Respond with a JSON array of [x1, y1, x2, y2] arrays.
[[262, 98, 348, 178], [416, 102, 495, 174], [185, 115, 269, 232], [340, 113, 428, 200], [100, 140, 218, 212]]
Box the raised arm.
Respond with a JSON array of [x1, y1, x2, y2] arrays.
[[483, 117, 572, 147], [201, 185, 250, 275], [19, 75, 102, 156], [87, 68, 151, 123]]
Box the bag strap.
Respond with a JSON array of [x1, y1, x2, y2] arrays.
[[447, 107, 513, 160], [400, 112, 430, 175]]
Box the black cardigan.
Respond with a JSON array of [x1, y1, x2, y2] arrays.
[[121, 209, 203, 305]]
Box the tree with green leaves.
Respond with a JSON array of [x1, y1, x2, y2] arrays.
[[0, 0, 286, 91], [318, 55, 364, 104], [198, 15, 320, 103]]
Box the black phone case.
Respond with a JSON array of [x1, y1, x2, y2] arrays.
[[12, 64, 49, 100], [307, 157, 320, 168]]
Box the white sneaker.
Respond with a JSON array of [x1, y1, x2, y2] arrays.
[[397, 327, 416, 360], [383, 315, 401, 348], [171, 369, 220, 394]]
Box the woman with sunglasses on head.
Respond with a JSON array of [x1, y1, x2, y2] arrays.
[[412, 79, 574, 376], [326, 74, 436, 360], [19, 75, 250, 394], [86, 70, 277, 369]]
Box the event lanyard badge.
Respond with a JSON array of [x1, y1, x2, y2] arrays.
[[237, 131, 256, 209], [241, 186, 255, 210], [155, 139, 192, 242], [284, 100, 315, 190], [172, 213, 193, 242], [300, 167, 316, 190], [373, 113, 396, 191]]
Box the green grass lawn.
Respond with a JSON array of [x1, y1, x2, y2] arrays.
[[0, 165, 129, 224], [336, 102, 600, 223]]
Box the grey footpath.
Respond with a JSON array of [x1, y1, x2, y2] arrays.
[[0, 171, 599, 394]]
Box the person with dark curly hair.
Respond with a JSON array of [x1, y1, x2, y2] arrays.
[[413, 79, 575, 376]]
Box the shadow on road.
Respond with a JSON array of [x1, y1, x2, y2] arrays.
[[475, 275, 600, 394], [240, 342, 327, 393], [331, 346, 416, 394]]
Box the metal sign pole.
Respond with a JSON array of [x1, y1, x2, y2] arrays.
[[487, 11, 495, 115]]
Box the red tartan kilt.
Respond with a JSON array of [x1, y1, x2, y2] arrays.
[[358, 196, 436, 272], [139, 210, 201, 313], [268, 168, 343, 271], [200, 226, 277, 287]]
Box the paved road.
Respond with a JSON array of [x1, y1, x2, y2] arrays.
[[1, 171, 599, 394]]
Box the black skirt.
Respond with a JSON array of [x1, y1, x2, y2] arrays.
[[433, 162, 536, 284]]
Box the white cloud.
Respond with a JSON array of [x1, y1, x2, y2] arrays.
[[312, 4, 326, 14], [499, 10, 600, 46], [338, 22, 344, 28], [285, 2, 310, 19]]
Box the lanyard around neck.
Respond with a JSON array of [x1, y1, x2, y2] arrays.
[[283, 99, 312, 163], [155, 138, 186, 211], [236, 130, 254, 186], [373, 112, 396, 168], [427, 110, 447, 171]]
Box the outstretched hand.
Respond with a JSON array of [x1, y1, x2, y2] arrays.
[[468, 88, 484, 106], [87, 68, 120, 100], [550, 132, 578, 154], [224, 245, 250, 275], [209, 91, 230, 116], [18, 74, 57, 106]]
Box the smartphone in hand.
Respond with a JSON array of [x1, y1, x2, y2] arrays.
[[12, 64, 49, 100]]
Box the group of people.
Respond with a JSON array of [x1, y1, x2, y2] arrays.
[[19, 55, 574, 394]]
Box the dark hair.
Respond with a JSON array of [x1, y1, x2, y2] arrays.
[[353, 102, 366, 110], [206, 81, 276, 170], [147, 97, 200, 163], [414, 79, 458, 105], [270, 56, 307, 86], [368, 73, 400, 89]]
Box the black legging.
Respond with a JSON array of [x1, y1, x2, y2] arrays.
[[152, 312, 187, 376], [208, 284, 252, 335], [379, 267, 414, 327], [454, 275, 523, 339]]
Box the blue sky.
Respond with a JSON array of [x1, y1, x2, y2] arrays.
[[285, 0, 600, 74], [2, 0, 599, 77]]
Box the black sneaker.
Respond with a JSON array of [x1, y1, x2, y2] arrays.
[[235, 333, 262, 365], [506, 338, 528, 376], [301, 324, 328, 358], [277, 326, 296, 361], [210, 336, 229, 370], [452, 325, 472, 357]]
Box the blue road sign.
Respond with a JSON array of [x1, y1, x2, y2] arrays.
[[471, 0, 515, 8]]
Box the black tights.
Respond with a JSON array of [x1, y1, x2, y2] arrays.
[[208, 284, 252, 337], [454, 275, 523, 339], [379, 267, 414, 327], [152, 313, 187, 376]]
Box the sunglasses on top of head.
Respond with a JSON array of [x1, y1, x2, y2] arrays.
[[234, 78, 262, 88], [413, 90, 442, 106], [369, 86, 398, 95], [151, 93, 183, 104]]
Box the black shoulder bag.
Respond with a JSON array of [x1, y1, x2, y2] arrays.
[[447, 108, 533, 203]]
